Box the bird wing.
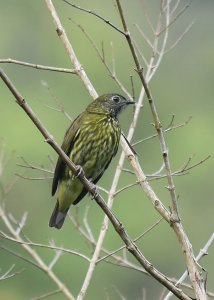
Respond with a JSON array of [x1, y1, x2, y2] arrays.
[[51, 113, 83, 196], [73, 135, 119, 205]]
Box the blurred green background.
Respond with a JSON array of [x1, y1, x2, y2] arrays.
[[0, 1, 214, 299]]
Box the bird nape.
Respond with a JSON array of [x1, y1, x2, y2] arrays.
[[49, 93, 135, 229]]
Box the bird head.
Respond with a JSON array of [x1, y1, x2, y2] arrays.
[[87, 94, 135, 117]]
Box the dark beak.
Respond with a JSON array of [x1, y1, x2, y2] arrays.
[[127, 99, 135, 105]]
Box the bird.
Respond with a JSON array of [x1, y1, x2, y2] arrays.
[[49, 93, 135, 229]]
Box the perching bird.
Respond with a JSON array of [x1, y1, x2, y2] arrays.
[[49, 93, 135, 229]]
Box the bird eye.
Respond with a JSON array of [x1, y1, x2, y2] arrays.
[[112, 95, 120, 103]]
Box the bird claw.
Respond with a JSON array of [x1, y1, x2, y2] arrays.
[[89, 182, 99, 200], [75, 165, 84, 178]]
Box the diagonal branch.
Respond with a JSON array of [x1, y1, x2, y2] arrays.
[[75, 4, 174, 296], [0, 67, 191, 300], [164, 232, 214, 300], [115, 0, 207, 299], [46, 0, 98, 99], [62, 0, 127, 36], [69, 19, 132, 99], [44, 2, 180, 299]]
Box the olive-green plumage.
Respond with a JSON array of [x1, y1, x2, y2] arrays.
[[49, 93, 135, 229]]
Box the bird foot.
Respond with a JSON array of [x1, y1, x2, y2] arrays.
[[89, 182, 99, 200], [75, 165, 84, 178]]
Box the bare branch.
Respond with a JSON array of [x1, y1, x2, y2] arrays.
[[115, 0, 207, 298], [76, 1, 181, 298], [17, 157, 53, 174], [97, 218, 163, 263], [0, 264, 24, 281], [48, 249, 63, 270], [134, 23, 153, 49], [0, 204, 75, 300], [175, 155, 211, 175], [0, 231, 91, 263], [69, 19, 132, 99], [1, 1, 210, 299], [132, 116, 192, 146], [0, 244, 42, 270], [83, 206, 95, 243], [45, 0, 98, 99], [163, 21, 194, 55], [0, 67, 191, 300], [40, 81, 73, 121], [141, 0, 155, 34], [31, 289, 61, 300], [115, 154, 210, 195], [164, 232, 214, 300], [62, 0, 127, 36], [158, 1, 192, 36], [15, 173, 52, 181], [0, 58, 76, 74]]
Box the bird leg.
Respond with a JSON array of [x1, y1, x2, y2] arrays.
[[88, 181, 99, 200], [75, 165, 98, 199], [75, 165, 84, 178]]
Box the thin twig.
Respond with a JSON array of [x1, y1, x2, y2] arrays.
[[164, 232, 214, 300], [83, 206, 95, 244], [158, 1, 192, 36], [141, 0, 155, 34], [62, 0, 127, 36], [15, 173, 52, 181], [30, 289, 61, 300], [0, 231, 91, 262], [134, 23, 153, 49], [0, 264, 24, 281], [114, 154, 211, 195], [0, 58, 76, 73], [175, 155, 211, 174], [69, 19, 131, 99], [133, 116, 192, 146], [163, 21, 194, 55], [0, 204, 75, 300], [97, 218, 163, 263], [0, 245, 42, 270], [41, 80, 73, 121], [17, 157, 53, 174]]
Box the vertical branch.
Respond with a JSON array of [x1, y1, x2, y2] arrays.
[[77, 4, 173, 299], [146, 3, 169, 81], [164, 232, 214, 300], [45, 0, 98, 99], [115, 0, 179, 219], [44, 1, 182, 298], [115, 0, 207, 299]]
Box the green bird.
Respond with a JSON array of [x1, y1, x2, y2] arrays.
[[49, 93, 135, 229]]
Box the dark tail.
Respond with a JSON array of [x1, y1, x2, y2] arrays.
[[49, 200, 68, 229]]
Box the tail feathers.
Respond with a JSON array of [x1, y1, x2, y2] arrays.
[[49, 201, 68, 229]]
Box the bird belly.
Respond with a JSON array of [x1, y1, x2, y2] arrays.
[[76, 122, 120, 180], [57, 118, 120, 211]]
